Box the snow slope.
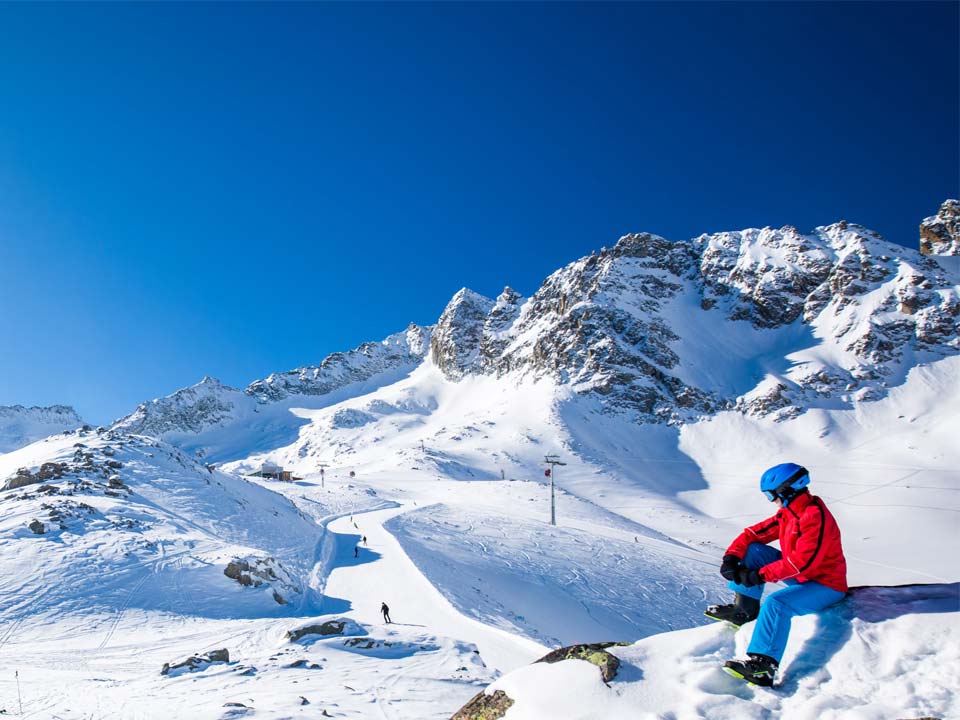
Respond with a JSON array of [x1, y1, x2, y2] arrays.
[[0, 429, 322, 622]]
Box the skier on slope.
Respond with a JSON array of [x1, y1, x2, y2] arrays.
[[381, 602, 392, 624], [705, 463, 848, 687]]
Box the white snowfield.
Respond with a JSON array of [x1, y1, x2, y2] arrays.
[[0, 358, 957, 716]]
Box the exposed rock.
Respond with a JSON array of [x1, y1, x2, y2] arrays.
[[28, 519, 44, 535], [3, 463, 68, 491], [920, 199, 960, 255], [431, 288, 496, 380], [450, 689, 515, 720], [535, 642, 625, 683], [286, 619, 357, 642], [161, 648, 229, 676], [224, 556, 301, 605]]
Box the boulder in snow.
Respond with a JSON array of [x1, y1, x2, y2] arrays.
[[161, 648, 229, 677], [534, 642, 626, 683], [224, 556, 302, 605], [286, 617, 364, 642], [3, 462, 68, 491], [450, 689, 514, 720]]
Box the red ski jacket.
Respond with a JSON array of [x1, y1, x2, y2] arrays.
[[726, 491, 848, 593]]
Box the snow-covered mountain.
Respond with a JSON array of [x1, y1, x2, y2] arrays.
[[0, 404, 84, 453], [117, 211, 958, 452], [429, 220, 958, 424], [112, 324, 431, 461]]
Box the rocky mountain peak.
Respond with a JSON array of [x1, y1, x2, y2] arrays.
[[920, 199, 960, 255], [430, 288, 496, 380]]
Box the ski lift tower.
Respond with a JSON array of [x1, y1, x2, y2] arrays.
[[544, 454, 566, 526], [318, 463, 327, 489]]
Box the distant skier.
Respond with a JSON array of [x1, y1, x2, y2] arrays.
[[362, 535, 367, 545], [381, 602, 391, 624], [705, 463, 847, 687], [354, 546, 359, 558]]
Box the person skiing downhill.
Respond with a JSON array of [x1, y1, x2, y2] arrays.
[[706, 463, 847, 687], [381, 602, 391, 624]]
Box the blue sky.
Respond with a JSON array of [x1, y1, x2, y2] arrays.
[[0, 2, 957, 424]]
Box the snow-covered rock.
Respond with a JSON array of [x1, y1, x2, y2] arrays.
[[920, 198, 960, 255], [0, 404, 84, 453]]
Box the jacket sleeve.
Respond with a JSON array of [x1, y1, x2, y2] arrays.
[[725, 513, 780, 558], [759, 501, 827, 583]]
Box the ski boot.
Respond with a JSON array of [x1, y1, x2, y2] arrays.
[[704, 593, 760, 627], [723, 653, 778, 687]]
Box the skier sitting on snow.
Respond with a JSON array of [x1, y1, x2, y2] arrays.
[[705, 463, 848, 687]]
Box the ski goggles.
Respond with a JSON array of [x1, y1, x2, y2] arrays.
[[763, 468, 809, 502]]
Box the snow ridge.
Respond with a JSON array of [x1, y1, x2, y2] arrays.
[[112, 324, 433, 455], [0, 404, 85, 453]]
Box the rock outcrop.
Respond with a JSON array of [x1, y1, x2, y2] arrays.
[[161, 648, 230, 677], [224, 556, 301, 605], [920, 199, 960, 255], [286, 618, 363, 642], [534, 642, 625, 683], [450, 689, 514, 720]]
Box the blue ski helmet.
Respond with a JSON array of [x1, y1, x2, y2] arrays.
[[760, 463, 810, 504]]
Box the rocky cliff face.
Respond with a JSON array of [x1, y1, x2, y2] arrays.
[[920, 199, 960, 255], [0, 405, 85, 453]]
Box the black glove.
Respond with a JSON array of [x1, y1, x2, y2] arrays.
[[720, 554, 742, 581], [736, 567, 763, 587]]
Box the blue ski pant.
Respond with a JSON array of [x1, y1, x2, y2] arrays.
[[728, 542, 846, 663]]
